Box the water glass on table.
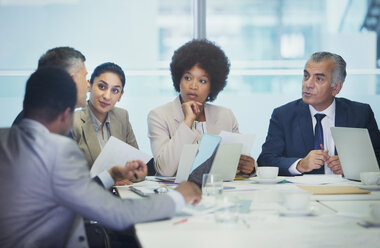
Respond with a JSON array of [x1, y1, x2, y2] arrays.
[[214, 195, 239, 224], [202, 173, 223, 196], [202, 174, 223, 207]]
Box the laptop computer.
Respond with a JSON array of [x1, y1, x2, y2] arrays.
[[331, 127, 379, 180], [175, 136, 243, 184], [209, 143, 243, 181]]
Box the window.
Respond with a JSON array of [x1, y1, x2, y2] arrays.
[[0, 0, 378, 157]]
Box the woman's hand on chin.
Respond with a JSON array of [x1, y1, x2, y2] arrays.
[[182, 100, 202, 128]]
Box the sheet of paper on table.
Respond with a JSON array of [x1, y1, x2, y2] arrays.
[[116, 180, 161, 198], [286, 174, 347, 185]]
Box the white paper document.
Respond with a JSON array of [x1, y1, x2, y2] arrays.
[[286, 174, 347, 185], [90, 136, 152, 177], [219, 131, 255, 155]]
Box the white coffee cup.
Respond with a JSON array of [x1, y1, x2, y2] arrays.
[[370, 203, 380, 221], [283, 191, 311, 211], [360, 172, 380, 185], [257, 166, 279, 180]]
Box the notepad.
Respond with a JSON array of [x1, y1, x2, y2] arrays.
[[297, 185, 370, 195]]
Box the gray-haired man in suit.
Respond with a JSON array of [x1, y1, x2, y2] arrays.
[[0, 67, 201, 247]]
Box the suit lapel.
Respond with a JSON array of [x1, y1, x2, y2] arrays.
[[333, 98, 348, 155], [172, 96, 185, 125], [298, 101, 314, 153], [109, 109, 124, 141], [80, 108, 101, 164], [335, 98, 348, 127], [204, 104, 218, 134]]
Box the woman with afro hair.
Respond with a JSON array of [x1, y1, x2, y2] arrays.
[[148, 39, 255, 177]]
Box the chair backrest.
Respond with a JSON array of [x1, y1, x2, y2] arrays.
[[84, 220, 111, 248]]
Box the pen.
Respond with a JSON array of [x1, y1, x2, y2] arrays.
[[223, 186, 236, 190], [173, 218, 188, 225], [242, 218, 250, 229], [160, 182, 179, 185]]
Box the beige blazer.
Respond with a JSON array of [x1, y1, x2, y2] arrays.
[[148, 96, 239, 176], [73, 105, 138, 168]]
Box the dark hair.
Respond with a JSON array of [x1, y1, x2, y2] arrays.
[[38, 47, 86, 73], [170, 39, 230, 102], [89, 62, 126, 88], [23, 67, 77, 123], [309, 52, 347, 87]]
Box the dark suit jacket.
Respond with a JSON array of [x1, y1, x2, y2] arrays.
[[257, 98, 380, 176]]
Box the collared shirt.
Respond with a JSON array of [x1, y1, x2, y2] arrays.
[[289, 100, 336, 175], [193, 121, 207, 135], [88, 105, 111, 149]]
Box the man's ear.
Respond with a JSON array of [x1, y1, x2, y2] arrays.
[[87, 80, 91, 92], [332, 82, 343, 96], [60, 107, 73, 123], [56, 107, 73, 135]]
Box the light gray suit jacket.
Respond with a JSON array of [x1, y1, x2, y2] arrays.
[[148, 96, 239, 176], [72, 105, 138, 168], [0, 119, 176, 248]]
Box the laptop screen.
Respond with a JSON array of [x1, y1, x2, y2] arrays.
[[331, 127, 379, 180]]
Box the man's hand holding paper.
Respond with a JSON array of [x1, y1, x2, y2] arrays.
[[109, 160, 148, 186], [90, 136, 153, 178]]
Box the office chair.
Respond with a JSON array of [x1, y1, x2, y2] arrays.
[[84, 220, 111, 248]]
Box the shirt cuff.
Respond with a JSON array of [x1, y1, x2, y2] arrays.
[[288, 159, 302, 176], [97, 171, 115, 189], [167, 190, 186, 212]]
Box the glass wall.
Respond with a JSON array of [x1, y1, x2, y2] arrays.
[[0, 0, 379, 158]]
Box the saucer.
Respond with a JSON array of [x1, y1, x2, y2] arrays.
[[360, 217, 380, 227], [357, 184, 380, 191], [250, 177, 285, 184], [278, 206, 317, 217]]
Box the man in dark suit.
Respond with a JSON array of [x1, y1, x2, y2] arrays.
[[257, 52, 380, 176]]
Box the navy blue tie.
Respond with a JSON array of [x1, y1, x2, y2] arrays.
[[313, 113, 326, 174], [314, 114, 326, 150]]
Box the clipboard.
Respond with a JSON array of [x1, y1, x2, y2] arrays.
[[297, 185, 370, 195]]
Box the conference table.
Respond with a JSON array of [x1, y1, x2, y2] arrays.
[[116, 175, 380, 248]]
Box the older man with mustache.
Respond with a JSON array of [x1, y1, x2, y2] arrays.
[[257, 52, 380, 176]]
